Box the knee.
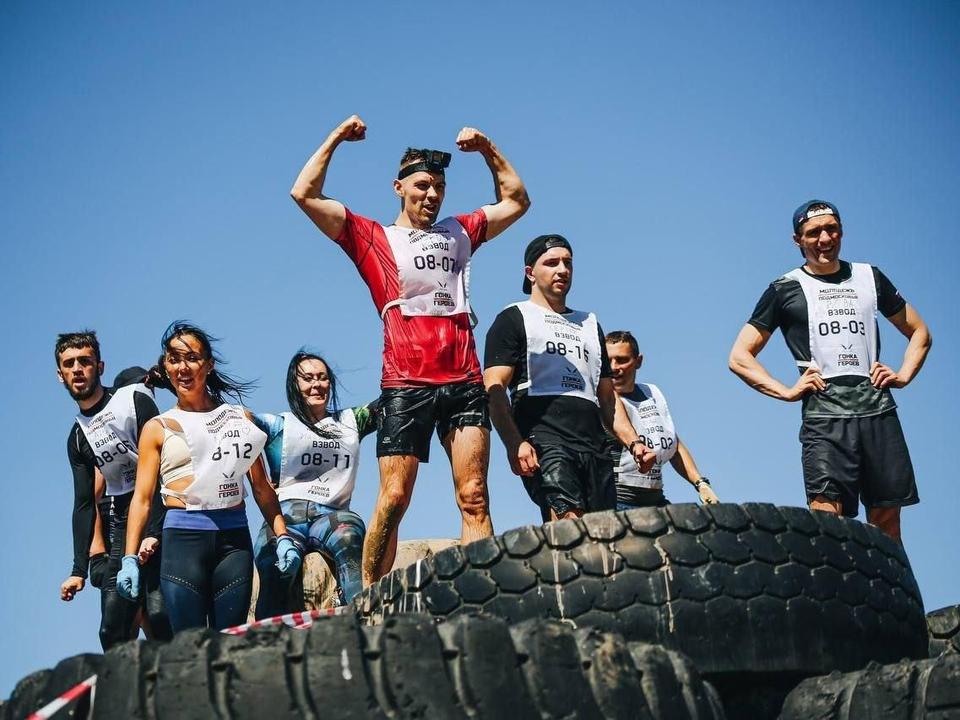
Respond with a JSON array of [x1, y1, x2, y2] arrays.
[[457, 477, 489, 517], [380, 481, 413, 515]]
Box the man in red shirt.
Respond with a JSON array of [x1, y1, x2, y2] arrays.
[[291, 115, 530, 585]]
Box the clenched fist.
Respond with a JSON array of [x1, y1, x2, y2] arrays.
[[456, 127, 491, 152], [330, 115, 367, 144]]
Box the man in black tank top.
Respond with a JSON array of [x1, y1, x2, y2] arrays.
[[56, 331, 172, 648], [729, 201, 932, 541]]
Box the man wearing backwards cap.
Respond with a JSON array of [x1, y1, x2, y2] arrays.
[[484, 235, 656, 521], [729, 201, 932, 540], [291, 115, 530, 585]]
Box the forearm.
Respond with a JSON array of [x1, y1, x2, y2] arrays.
[[487, 385, 525, 452], [70, 466, 97, 577], [249, 457, 287, 538], [144, 476, 167, 540], [729, 348, 792, 400], [252, 483, 286, 538], [123, 490, 153, 556], [481, 143, 528, 207], [291, 135, 340, 202], [601, 384, 640, 447], [897, 324, 932, 385], [669, 441, 702, 484]]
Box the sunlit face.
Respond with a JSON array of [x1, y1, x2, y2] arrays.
[[394, 170, 446, 227], [794, 214, 842, 267], [528, 247, 573, 301], [606, 342, 642, 394], [163, 334, 213, 399], [57, 346, 104, 401], [296, 358, 330, 417]]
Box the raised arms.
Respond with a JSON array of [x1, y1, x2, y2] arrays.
[[290, 115, 367, 240], [456, 127, 531, 240]]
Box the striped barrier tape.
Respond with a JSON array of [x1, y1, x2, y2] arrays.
[[221, 606, 348, 635], [24, 675, 96, 720], [24, 606, 349, 719]]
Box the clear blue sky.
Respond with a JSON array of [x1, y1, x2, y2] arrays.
[[2, 1, 958, 696]]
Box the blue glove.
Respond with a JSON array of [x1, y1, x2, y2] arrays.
[[116, 555, 141, 601], [275, 535, 302, 579]]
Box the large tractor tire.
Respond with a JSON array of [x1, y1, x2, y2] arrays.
[[91, 614, 724, 719], [354, 504, 928, 717], [2, 653, 101, 720], [927, 604, 960, 657], [779, 652, 960, 719]]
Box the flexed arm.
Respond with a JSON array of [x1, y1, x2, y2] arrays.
[[456, 128, 530, 240], [291, 115, 367, 240]]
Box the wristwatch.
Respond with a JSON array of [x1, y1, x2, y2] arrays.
[[628, 439, 645, 453], [694, 477, 711, 490]]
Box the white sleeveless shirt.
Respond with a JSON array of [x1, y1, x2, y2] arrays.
[[158, 404, 267, 511], [513, 300, 602, 405], [380, 219, 473, 319], [784, 262, 878, 379], [615, 383, 677, 489], [276, 410, 360, 509], [75, 384, 153, 497]]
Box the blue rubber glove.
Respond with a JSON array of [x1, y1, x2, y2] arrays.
[[116, 555, 141, 601], [275, 535, 302, 579]]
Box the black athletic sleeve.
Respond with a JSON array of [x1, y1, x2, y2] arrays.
[[873, 267, 907, 318], [484, 306, 526, 369], [134, 391, 167, 540], [597, 323, 612, 378], [67, 426, 95, 578], [748, 283, 782, 332]]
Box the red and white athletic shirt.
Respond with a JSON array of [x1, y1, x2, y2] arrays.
[[336, 208, 488, 388]]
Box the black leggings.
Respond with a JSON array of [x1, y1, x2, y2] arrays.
[[160, 526, 253, 633], [99, 497, 172, 649]]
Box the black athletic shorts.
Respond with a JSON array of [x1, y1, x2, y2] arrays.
[[615, 484, 669, 510], [522, 444, 616, 521], [376, 382, 490, 462], [800, 409, 918, 517]]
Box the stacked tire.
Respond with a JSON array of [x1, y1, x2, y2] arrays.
[[3, 504, 943, 718], [354, 504, 929, 717], [90, 614, 724, 719]]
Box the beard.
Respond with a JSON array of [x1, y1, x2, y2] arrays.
[[64, 378, 101, 402]]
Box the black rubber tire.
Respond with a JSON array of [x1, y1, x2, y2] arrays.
[[91, 614, 724, 719], [2, 654, 101, 720], [779, 652, 960, 719], [3, 668, 52, 720], [927, 604, 960, 657], [354, 503, 928, 679]]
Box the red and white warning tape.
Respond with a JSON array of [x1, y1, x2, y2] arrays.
[[24, 675, 96, 720], [25, 607, 348, 719], [221, 606, 348, 635]]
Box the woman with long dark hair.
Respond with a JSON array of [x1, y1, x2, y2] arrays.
[[116, 322, 298, 631], [251, 350, 377, 616]]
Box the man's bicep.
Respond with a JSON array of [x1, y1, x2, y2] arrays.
[[886, 303, 924, 338], [297, 196, 347, 241], [734, 323, 772, 356], [484, 365, 516, 389]]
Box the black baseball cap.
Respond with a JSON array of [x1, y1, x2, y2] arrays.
[[522, 234, 573, 294], [793, 200, 841, 233]]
